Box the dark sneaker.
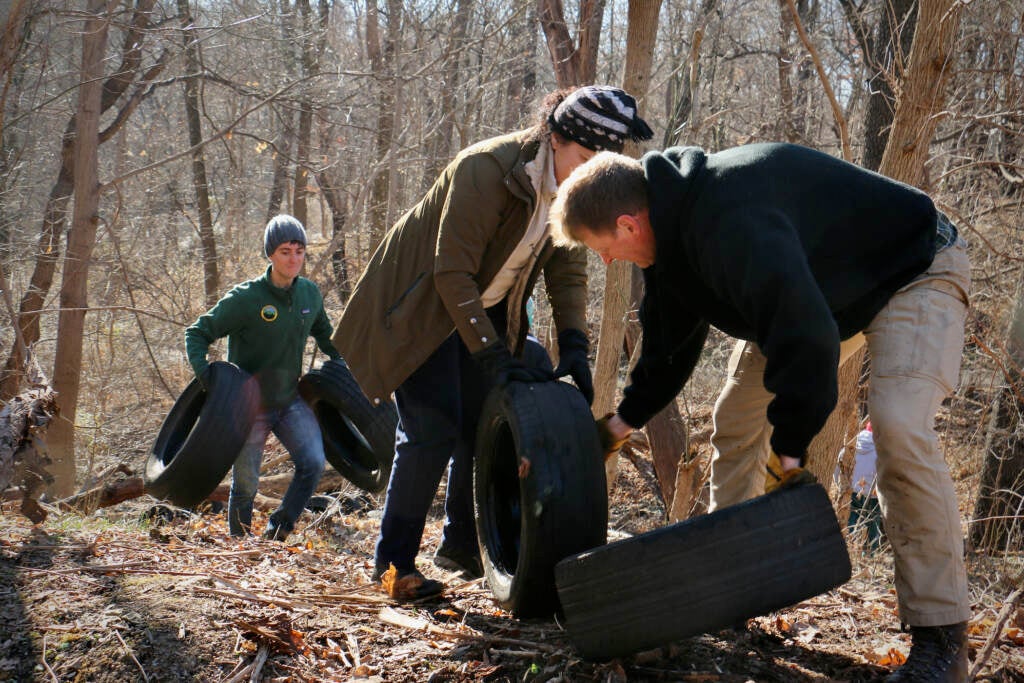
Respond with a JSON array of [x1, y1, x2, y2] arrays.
[[885, 622, 969, 683], [433, 543, 484, 579], [375, 564, 445, 601]]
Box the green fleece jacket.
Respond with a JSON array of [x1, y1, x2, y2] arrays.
[[185, 266, 340, 408]]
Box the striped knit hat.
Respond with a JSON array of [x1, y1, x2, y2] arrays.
[[548, 85, 654, 153]]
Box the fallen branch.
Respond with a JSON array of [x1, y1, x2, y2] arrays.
[[970, 574, 1024, 678], [57, 476, 145, 514]]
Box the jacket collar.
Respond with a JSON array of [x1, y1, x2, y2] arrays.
[[261, 265, 295, 300], [644, 146, 707, 280], [505, 133, 542, 209]]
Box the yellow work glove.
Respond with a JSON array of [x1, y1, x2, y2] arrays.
[[596, 412, 630, 461], [764, 452, 817, 493]]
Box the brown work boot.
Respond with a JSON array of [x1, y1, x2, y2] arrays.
[[885, 622, 969, 683]]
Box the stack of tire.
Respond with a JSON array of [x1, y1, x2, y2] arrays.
[[144, 359, 397, 508]]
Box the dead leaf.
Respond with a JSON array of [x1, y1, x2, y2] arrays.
[[866, 644, 907, 666]]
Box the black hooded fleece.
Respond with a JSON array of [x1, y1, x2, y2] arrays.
[[617, 142, 937, 459]]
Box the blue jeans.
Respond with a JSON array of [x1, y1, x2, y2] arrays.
[[228, 396, 326, 536], [375, 331, 554, 573], [375, 332, 487, 573]]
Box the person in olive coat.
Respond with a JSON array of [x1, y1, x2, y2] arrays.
[[334, 86, 653, 598]]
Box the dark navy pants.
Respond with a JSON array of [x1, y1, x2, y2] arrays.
[[374, 331, 489, 574], [374, 319, 553, 574]]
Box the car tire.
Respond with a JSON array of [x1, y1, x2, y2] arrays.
[[298, 358, 398, 493], [474, 380, 607, 618], [144, 361, 259, 508], [554, 482, 852, 660]]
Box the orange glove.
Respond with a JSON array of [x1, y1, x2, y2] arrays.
[[765, 459, 817, 493], [596, 412, 630, 461]]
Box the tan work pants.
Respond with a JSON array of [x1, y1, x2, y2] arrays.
[[709, 241, 971, 626]]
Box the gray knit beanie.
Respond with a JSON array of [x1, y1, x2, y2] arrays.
[[548, 85, 654, 153], [264, 214, 307, 257]]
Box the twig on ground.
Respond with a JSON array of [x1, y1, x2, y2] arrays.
[[114, 628, 150, 682], [248, 645, 269, 683], [970, 578, 1024, 679], [41, 634, 59, 683]]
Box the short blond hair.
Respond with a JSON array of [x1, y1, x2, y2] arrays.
[[550, 151, 649, 247]]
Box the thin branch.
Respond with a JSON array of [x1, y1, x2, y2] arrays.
[[785, 0, 852, 160]]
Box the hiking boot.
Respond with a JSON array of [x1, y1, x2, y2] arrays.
[[885, 622, 969, 683], [433, 543, 484, 579], [374, 564, 445, 601]]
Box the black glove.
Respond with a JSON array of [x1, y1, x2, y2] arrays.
[[473, 342, 554, 388], [553, 328, 594, 405]]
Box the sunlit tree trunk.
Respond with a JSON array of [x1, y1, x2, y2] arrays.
[[47, 0, 109, 497], [537, 0, 606, 87], [177, 0, 219, 306], [0, 0, 157, 400], [593, 0, 661, 492]]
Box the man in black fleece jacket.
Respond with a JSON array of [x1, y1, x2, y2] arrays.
[[551, 144, 971, 683]]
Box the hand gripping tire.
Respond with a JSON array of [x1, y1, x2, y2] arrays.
[[297, 358, 398, 493], [554, 482, 852, 659], [474, 380, 607, 618], [145, 361, 259, 508]]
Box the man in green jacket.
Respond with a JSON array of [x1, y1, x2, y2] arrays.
[[334, 86, 652, 598], [186, 215, 341, 540]]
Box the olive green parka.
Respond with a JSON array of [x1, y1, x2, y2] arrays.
[[332, 131, 588, 405]]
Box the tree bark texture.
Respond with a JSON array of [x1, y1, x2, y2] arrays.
[[178, 0, 219, 306], [537, 0, 606, 87], [48, 0, 110, 497], [972, 276, 1024, 552], [1, 0, 156, 400], [877, 0, 962, 189], [422, 0, 473, 186], [593, 0, 661, 491], [861, 0, 917, 172]]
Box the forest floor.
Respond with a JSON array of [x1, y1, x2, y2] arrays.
[[2, 454, 1023, 683]]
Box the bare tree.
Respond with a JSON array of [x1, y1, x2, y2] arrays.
[[0, 0, 162, 400], [537, 0, 606, 86], [46, 0, 111, 496], [177, 0, 219, 306], [592, 0, 662, 494]]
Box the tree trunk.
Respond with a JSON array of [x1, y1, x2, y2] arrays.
[[1, 0, 156, 400], [972, 275, 1024, 552], [422, 0, 473, 186], [292, 0, 319, 229], [861, 0, 917, 172], [878, 0, 962, 188], [593, 0, 661, 491], [178, 0, 219, 306], [502, 2, 537, 129], [366, 0, 401, 249], [47, 0, 109, 497], [537, 0, 606, 87]]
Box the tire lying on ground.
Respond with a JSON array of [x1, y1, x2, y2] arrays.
[[474, 380, 607, 618], [298, 358, 398, 494], [555, 482, 852, 660], [145, 361, 259, 508]]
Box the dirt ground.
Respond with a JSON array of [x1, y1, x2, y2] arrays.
[[2, 457, 1023, 683]]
